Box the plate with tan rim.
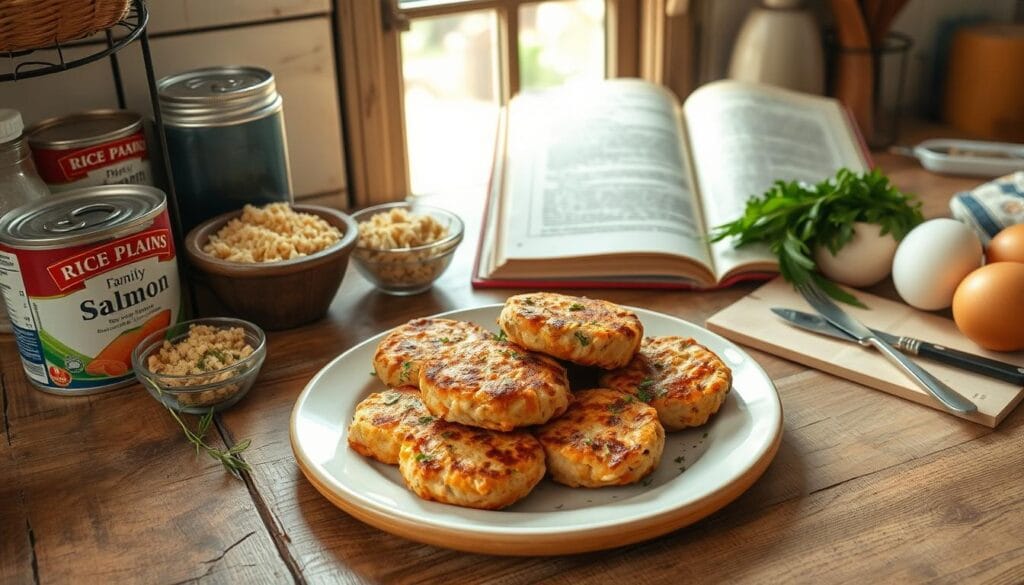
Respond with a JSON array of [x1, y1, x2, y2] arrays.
[[290, 304, 783, 556]]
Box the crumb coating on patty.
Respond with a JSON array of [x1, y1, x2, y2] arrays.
[[498, 293, 643, 369], [373, 318, 490, 388], [398, 418, 546, 510], [347, 386, 431, 464], [599, 336, 731, 430], [418, 336, 572, 431], [535, 388, 665, 488]]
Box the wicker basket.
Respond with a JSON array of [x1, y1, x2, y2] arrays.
[[0, 0, 131, 53]]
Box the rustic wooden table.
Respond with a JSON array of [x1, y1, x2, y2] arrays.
[[3, 150, 1022, 584]]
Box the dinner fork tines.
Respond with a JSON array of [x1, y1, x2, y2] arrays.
[[796, 281, 977, 414]]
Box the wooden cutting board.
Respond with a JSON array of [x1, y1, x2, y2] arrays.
[[705, 277, 1024, 427]]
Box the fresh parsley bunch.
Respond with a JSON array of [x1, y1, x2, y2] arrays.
[[710, 169, 923, 306]]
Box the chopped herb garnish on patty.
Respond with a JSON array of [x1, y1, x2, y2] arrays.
[[399, 361, 412, 382], [524, 297, 535, 305], [382, 392, 401, 405], [417, 415, 435, 425], [568, 302, 585, 311], [494, 330, 508, 342], [574, 331, 590, 346], [415, 453, 433, 462], [636, 378, 655, 402], [438, 337, 450, 343]]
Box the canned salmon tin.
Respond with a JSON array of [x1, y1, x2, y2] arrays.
[[27, 110, 152, 191], [0, 185, 182, 395]]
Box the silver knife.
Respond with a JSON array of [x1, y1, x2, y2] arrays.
[[794, 282, 977, 413], [773, 307, 1024, 386]]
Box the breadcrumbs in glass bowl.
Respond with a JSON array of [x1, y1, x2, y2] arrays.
[[132, 318, 267, 414], [351, 202, 464, 295]]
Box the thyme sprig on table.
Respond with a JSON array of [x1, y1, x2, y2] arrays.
[[165, 406, 252, 477], [709, 169, 923, 306]]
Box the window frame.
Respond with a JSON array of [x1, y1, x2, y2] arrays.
[[336, 0, 674, 207]]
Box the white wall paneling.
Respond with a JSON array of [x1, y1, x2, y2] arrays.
[[147, 0, 330, 34], [0, 7, 346, 200], [0, 46, 121, 127], [118, 16, 347, 198]]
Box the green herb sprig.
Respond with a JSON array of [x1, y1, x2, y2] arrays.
[[709, 169, 922, 306], [166, 407, 251, 476]]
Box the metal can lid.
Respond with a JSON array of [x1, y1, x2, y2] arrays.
[[27, 110, 143, 150], [0, 185, 167, 249], [157, 66, 282, 127]]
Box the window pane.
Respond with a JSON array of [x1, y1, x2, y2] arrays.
[[401, 11, 499, 196], [519, 0, 605, 92]]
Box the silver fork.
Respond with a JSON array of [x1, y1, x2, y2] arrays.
[[796, 281, 977, 414]]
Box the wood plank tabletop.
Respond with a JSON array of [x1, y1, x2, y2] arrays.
[[3, 145, 1023, 585]]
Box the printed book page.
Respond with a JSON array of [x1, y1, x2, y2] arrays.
[[491, 79, 714, 281], [476, 78, 869, 287], [683, 80, 870, 281]]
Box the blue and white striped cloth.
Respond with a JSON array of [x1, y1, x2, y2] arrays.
[[950, 172, 1024, 245]]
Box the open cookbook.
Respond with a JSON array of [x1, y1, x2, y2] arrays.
[[473, 78, 871, 289]]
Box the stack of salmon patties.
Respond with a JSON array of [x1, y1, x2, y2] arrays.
[[347, 292, 732, 510]]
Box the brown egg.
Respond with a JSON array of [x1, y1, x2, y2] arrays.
[[952, 262, 1024, 351], [987, 224, 1024, 264]]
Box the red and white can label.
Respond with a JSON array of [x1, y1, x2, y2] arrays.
[[0, 212, 180, 393], [32, 132, 152, 191]]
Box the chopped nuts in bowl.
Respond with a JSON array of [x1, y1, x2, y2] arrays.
[[131, 317, 267, 414], [351, 202, 464, 295]]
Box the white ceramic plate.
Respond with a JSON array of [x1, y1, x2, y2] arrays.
[[290, 305, 783, 555]]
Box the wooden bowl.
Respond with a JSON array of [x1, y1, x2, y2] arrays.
[[184, 205, 358, 330]]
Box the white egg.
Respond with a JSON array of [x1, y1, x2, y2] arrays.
[[815, 222, 898, 287], [892, 218, 983, 310]]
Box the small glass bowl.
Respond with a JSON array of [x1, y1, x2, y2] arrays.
[[131, 317, 267, 414], [350, 202, 464, 296]]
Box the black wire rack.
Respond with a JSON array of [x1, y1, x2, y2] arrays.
[[0, 0, 194, 309], [0, 1, 145, 90]]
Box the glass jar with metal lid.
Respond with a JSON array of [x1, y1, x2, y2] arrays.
[[158, 66, 293, 235]]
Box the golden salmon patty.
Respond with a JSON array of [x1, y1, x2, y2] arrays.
[[535, 388, 664, 488], [599, 336, 731, 430], [398, 419, 546, 510], [418, 336, 572, 431], [498, 293, 643, 369], [347, 386, 432, 464], [373, 318, 490, 388]]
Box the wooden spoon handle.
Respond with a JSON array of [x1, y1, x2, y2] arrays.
[[830, 0, 874, 141]]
